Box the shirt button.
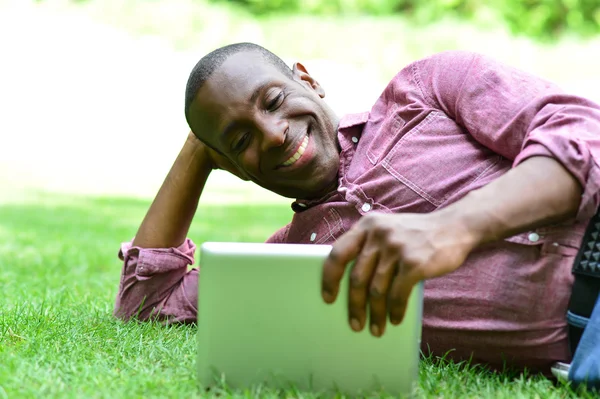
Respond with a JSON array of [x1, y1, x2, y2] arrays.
[[528, 232, 540, 243], [310, 232, 317, 242], [361, 203, 372, 212], [351, 136, 359, 144]]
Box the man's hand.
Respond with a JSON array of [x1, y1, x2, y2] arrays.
[[321, 211, 477, 337], [189, 131, 250, 181], [321, 157, 582, 338]]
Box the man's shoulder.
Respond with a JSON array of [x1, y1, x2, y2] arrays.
[[378, 50, 493, 98], [401, 50, 481, 74], [266, 223, 291, 243]]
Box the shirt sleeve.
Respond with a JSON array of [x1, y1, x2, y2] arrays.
[[114, 223, 291, 323], [113, 238, 199, 323], [397, 50, 600, 221]]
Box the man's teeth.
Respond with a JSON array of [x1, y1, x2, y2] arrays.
[[282, 135, 309, 166]]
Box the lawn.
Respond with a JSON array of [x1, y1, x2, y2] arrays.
[[0, 192, 596, 398]]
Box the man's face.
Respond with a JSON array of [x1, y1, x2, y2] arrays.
[[187, 52, 340, 199]]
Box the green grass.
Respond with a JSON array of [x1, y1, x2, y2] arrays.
[[28, 0, 600, 88], [0, 191, 597, 398]]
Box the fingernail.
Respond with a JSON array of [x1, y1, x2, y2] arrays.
[[322, 290, 333, 303], [370, 324, 380, 337], [350, 318, 361, 331]]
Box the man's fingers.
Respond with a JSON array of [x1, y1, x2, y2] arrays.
[[368, 257, 397, 337], [388, 268, 416, 325], [347, 234, 379, 332], [321, 227, 366, 304]]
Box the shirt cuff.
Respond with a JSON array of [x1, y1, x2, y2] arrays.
[[118, 238, 197, 278]]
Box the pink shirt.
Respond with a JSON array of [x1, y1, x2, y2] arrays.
[[114, 51, 600, 372]]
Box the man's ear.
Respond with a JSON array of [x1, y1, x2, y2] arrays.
[[292, 62, 325, 98]]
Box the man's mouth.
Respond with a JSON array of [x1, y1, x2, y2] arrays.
[[280, 135, 309, 167]]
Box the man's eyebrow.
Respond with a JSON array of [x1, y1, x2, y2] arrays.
[[249, 81, 272, 103]]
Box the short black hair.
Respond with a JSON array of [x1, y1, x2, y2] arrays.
[[184, 42, 292, 123]]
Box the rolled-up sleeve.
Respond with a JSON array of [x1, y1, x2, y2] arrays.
[[513, 104, 600, 221], [404, 50, 600, 221], [114, 224, 290, 323], [113, 238, 199, 323]]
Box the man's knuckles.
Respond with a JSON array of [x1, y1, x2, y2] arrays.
[[359, 212, 379, 227], [369, 284, 385, 298], [370, 223, 394, 240], [326, 245, 351, 266], [350, 268, 370, 289], [369, 267, 394, 295]]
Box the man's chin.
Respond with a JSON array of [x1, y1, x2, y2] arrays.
[[257, 163, 340, 200]]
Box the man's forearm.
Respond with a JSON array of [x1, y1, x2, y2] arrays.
[[441, 156, 583, 247], [132, 132, 213, 249]]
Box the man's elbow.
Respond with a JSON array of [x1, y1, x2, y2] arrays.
[[113, 293, 153, 322]]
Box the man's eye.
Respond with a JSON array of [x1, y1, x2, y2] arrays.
[[267, 91, 284, 111], [233, 132, 250, 153]]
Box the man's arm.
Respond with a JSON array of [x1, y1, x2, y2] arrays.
[[114, 132, 216, 322], [116, 130, 276, 322], [446, 156, 581, 246], [132, 131, 214, 249], [321, 51, 600, 337], [321, 156, 581, 337]]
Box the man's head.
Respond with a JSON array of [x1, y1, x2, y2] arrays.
[[185, 42, 340, 200]]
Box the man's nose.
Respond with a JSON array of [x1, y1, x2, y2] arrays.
[[258, 117, 288, 152]]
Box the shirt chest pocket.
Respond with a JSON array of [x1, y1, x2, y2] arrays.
[[288, 208, 346, 245], [379, 111, 501, 208]]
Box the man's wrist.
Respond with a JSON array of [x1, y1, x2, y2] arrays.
[[435, 191, 492, 251], [186, 131, 216, 173]]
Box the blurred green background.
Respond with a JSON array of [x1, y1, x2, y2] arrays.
[[1, 0, 599, 202], [213, 0, 600, 39]]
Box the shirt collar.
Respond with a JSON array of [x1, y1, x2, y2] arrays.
[[291, 112, 369, 213], [338, 111, 370, 130]]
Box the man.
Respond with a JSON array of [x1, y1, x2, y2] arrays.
[[114, 42, 600, 374]]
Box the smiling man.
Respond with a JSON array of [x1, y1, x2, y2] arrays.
[[114, 42, 600, 373], [184, 48, 340, 199]]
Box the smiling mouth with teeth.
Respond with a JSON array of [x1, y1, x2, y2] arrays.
[[281, 135, 309, 166]]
